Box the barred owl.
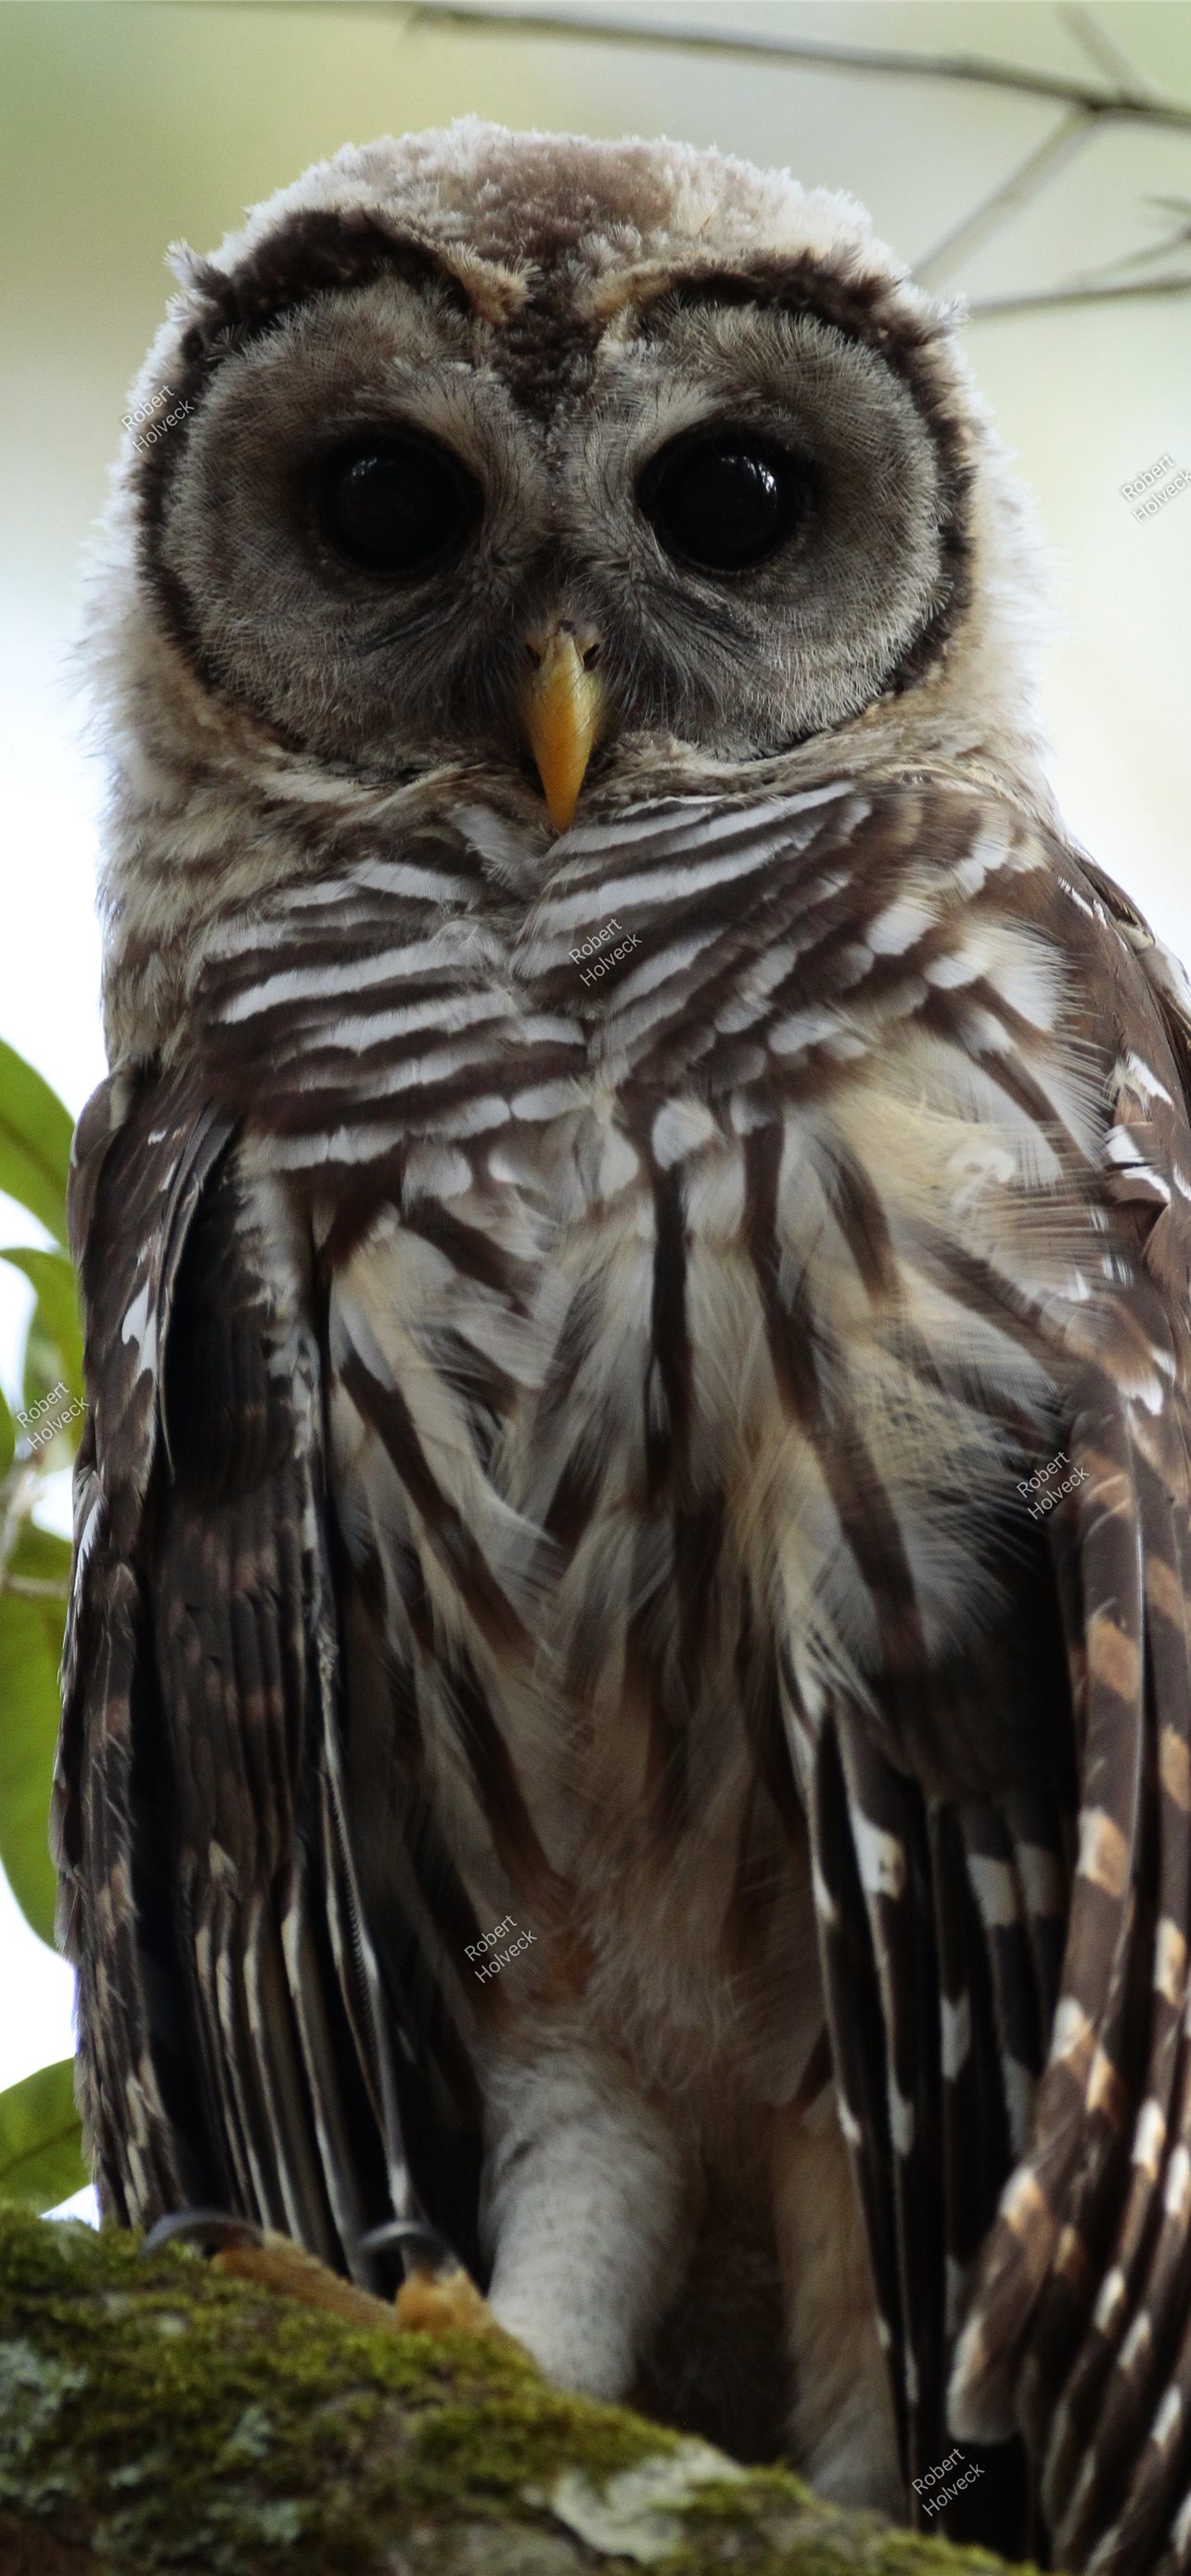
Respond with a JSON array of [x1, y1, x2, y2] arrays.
[[54, 122, 1191, 2572]]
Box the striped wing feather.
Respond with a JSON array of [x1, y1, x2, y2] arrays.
[[53, 1074, 425, 2282], [799, 855, 1191, 2570]]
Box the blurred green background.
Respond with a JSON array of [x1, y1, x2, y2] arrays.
[[0, 0, 1188, 2208]]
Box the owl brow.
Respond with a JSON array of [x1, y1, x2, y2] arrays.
[[633, 253, 935, 359], [182, 212, 474, 365]]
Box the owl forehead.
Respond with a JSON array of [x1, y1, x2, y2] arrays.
[[211, 123, 809, 300], [165, 124, 951, 427]]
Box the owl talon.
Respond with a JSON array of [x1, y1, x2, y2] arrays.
[[360, 2216, 522, 2347], [142, 2207, 265, 2259], [139, 2209, 518, 2348], [143, 2209, 403, 2329], [358, 2215, 456, 2279], [392, 2261, 516, 2343]]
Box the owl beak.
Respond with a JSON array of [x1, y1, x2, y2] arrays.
[[521, 623, 604, 835]]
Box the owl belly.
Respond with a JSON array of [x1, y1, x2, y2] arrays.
[[327, 1090, 970, 2481], [329, 1083, 1017, 2058], [331, 1111, 861, 2207]]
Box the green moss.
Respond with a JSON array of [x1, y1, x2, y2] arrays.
[[0, 2206, 673, 2574], [0, 2204, 1035, 2576], [668, 2474, 1043, 2575]]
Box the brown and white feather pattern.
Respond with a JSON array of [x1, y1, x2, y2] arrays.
[[58, 767, 1191, 2567]]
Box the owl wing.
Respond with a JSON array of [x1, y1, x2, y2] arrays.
[[784, 821, 1191, 2569], [52, 1065, 441, 2283]]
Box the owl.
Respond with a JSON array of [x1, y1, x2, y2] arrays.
[[53, 121, 1191, 2572]]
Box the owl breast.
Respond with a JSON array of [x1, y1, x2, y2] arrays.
[[189, 777, 1094, 2141], [323, 1087, 825, 2119]]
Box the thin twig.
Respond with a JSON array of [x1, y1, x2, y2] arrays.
[[915, 105, 1096, 287], [1068, 197, 1191, 282], [1058, 2, 1164, 109], [412, 0, 1191, 310], [1, 1574, 70, 1603], [405, 2, 1191, 129], [967, 274, 1191, 317]]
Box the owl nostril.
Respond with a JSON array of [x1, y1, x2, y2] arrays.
[[522, 618, 603, 672]]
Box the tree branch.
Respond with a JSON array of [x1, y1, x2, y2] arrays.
[[914, 104, 1097, 287], [404, 2, 1191, 130], [0, 2203, 1036, 2575], [403, 2, 1191, 308], [967, 275, 1191, 317]]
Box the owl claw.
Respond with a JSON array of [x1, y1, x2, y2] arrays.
[[360, 2216, 519, 2347], [141, 2208, 265, 2259], [142, 2209, 405, 2329], [358, 2215, 456, 2280]]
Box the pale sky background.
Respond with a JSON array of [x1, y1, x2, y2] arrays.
[[1, 0, 1188, 2220]]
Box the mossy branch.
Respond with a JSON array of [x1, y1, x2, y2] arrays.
[[0, 2203, 1034, 2576]]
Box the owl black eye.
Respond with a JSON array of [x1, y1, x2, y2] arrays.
[[640, 432, 808, 573], [316, 435, 480, 578]]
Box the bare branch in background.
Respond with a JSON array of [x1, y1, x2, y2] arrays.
[[915, 104, 1097, 287], [968, 275, 1191, 319], [406, 2, 1191, 127], [404, 2, 1191, 317], [1058, 0, 1166, 108], [1, 1573, 70, 1602], [1069, 195, 1191, 281]]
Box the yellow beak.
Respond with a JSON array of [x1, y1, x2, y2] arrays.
[[522, 627, 603, 835]]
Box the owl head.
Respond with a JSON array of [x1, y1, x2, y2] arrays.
[[92, 121, 1050, 1052]]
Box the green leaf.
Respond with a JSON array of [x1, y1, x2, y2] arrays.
[[0, 1549, 66, 1946], [0, 2059, 85, 2212], [1, 1246, 84, 1413], [0, 1384, 13, 1481], [0, 1039, 74, 1248], [8, 1522, 72, 1587]]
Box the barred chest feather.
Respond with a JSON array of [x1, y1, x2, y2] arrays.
[[180, 772, 1115, 2116]]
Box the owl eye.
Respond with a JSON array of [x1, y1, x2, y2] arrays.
[[640, 432, 808, 573], [316, 435, 480, 577]]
